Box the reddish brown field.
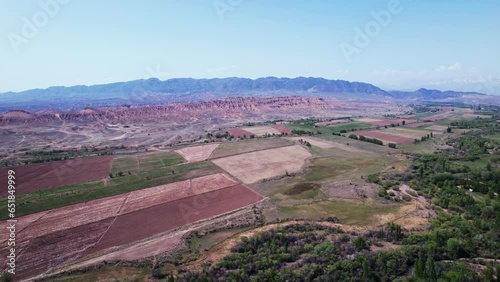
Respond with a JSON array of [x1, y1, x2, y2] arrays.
[[228, 128, 253, 138], [1, 218, 114, 279], [0, 155, 113, 196], [272, 124, 292, 134], [89, 184, 263, 253], [122, 174, 237, 214], [16, 194, 128, 242], [353, 130, 414, 144]]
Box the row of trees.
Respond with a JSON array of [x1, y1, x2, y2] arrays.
[[348, 134, 384, 145], [297, 139, 312, 147]]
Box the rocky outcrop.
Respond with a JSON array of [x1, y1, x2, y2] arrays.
[[0, 96, 337, 125]]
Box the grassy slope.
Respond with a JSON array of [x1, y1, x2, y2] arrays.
[[278, 200, 400, 225], [44, 266, 150, 282], [248, 132, 401, 224]]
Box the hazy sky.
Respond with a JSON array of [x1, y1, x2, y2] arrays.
[[1, 0, 499, 94]]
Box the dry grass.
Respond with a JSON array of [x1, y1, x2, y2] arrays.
[[242, 126, 282, 136], [175, 144, 220, 162], [212, 145, 312, 184], [380, 127, 437, 139], [287, 136, 373, 154]]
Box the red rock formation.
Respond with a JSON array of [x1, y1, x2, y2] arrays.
[[0, 96, 338, 125]]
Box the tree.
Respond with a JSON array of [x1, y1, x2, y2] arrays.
[[354, 237, 368, 250], [414, 249, 425, 278], [446, 238, 461, 259], [484, 265, 494, 282], [152, 268, 166, 279], [447, 127, 452, 133], [362, 257, 369, 280], [425, 254, 437, 281], [0, 273, 13, 282], [402, 120, 406, 125]]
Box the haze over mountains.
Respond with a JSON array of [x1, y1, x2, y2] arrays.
[[0, 77, 498, 112]]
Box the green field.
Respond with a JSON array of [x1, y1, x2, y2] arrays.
[[111, 150, 185, 175], [456, 153, 496, 170], [189, 227, 252, 254], [288, 121, 372, 133], [277, 200, 400, 225], [249, 134, 400, 225], [43, 266, 150, 282], [484, 133, 500, 142], [0, 160, 219, 219], [326, 122, 373, 132]]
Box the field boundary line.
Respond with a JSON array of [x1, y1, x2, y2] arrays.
[[8, 209, 55, 261], [41, 198, 268, 280], [209, 162, 242, 185], [159, 155, 166, 168], [207, 143, 221, 160], [82, 185, 264, 263], [135, 156, 141, 172], [209, 143, 295, 161], [116, 174, 242, 217], [84, 193, 131, 254]]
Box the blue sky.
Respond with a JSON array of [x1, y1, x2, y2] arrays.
[[1, 0, 499, 94]]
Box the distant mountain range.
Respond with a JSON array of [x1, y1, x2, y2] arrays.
[[0, 77, 498, 112]]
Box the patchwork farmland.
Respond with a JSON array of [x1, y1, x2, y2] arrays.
[[0, 173, 262, 279], [272, 124, 292, 134], [210, 138, 294, 159], [1, 106, 493, 281], [0, 151, 221, 219], [286, 136, 372, 154], [242, 125, 282, 136], [379, 127, 440, 140], [352, 130, 414, 144], [228, 128, 253, 138], [314, 119, 349, 126], [357, 118, 417, 127]]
